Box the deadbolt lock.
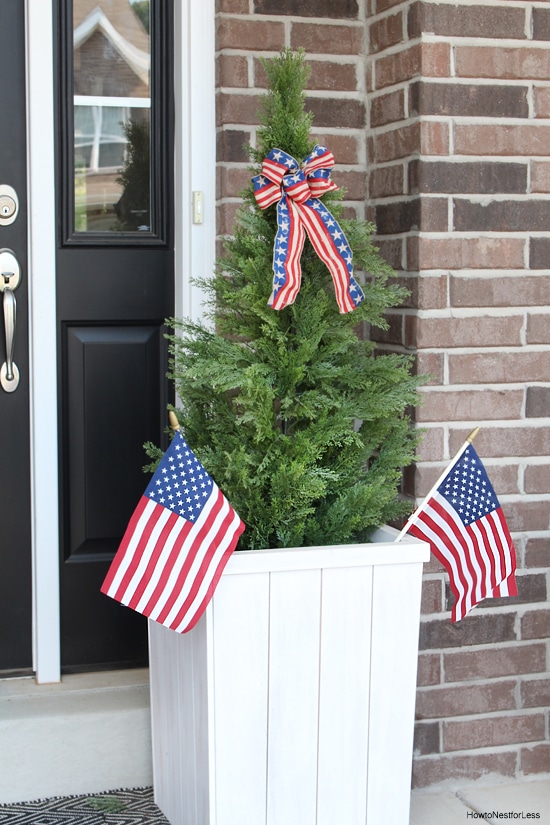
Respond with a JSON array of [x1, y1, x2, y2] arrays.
[[0, 186, 19, 226]]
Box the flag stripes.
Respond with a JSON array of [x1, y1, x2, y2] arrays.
[[406, 445, 517, 622], [101, 431, 244, 634]]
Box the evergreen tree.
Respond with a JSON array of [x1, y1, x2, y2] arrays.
[[158, 49, 423, 551]]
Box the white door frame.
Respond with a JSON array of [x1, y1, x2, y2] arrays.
[[26, 0, 216, 684]]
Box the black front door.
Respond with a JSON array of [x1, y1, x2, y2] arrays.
[[0, 0, 33, 675], [55, 0, 174, 671]]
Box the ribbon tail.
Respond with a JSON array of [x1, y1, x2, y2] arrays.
[[268, 198, 306, 310], [298, 202, 365, 314]]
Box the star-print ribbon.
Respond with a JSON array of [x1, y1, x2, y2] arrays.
[[252, 145, 365, 314]]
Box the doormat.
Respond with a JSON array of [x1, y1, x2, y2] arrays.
[[0, 787, 170, 824]]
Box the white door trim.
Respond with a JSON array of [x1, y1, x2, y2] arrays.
[[26, 0, 216, 683], [27, 0, 60, 684]]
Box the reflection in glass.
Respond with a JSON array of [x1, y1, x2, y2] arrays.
[[73, 0, 151, 232]]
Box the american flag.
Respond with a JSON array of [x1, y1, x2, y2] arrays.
[[408, 445, 517, 622], [101, 430, 245, 633]]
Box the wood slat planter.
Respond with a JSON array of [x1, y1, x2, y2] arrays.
[[149, 526, 429, 825]]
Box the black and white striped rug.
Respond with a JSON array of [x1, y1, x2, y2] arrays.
[[0, 787, 170, 824]]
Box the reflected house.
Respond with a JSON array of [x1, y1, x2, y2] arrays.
[[73, 0, 150, 231]]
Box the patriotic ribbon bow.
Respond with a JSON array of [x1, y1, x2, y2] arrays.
[[252, 145, 365, 314]]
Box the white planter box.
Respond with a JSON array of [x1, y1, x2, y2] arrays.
[[149, 526, 429, 825]]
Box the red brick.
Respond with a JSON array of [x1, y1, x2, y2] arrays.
[[521, 678, 550, 708], [410, 160, 528, 196], [369, 164, 404, 198], [525, 464, 550, 494], [420, 197, 448, 232], [418, 238, 525, 271], [375, 238, 403, 269], [531, 161, 550, 194], [217, 54, 249, 88], [370, 89, 406, 128], [420, 614, 517, 651], [410, 81, 528, 120], [416, 426, 444, 462], [416, 389, 524, 424], [454, 198, 550, 233], [526, 387, 550, 418], [417, 653, 441, 687], [421, 121, 449, 156], [370, 11, 403, 54], [406, 235, 419, 271], [412, 751, 516, 789], [415, 681, 517, 720], [217, 129, 251, 163], [313, 133, 360, 165], [413, 315, 523, 349], [451, 275, 550, 308], [375, 123, 419, 163], [375, 45, 421, 90], [216, 18, 285, 51], [521, 744, 550, 775], [414, 721, 440, 756], [216, 201, 240, 236], [409, 3, 526, 41], [449, 353, 550, 385], [334, 170, 366, 200], [217, 166, 251, 199], [217, 92, 264, 126], [524, 538, 549, 568], [254, 0, 359, 16], [420, 42, 451, 78], [291, 22, 364, 55], [372, 312, 404, 347], [444, 644, 547, 683], [216, 0, 249, 11], [443, 714, 545, 753], [415, 351, 445, 385], [376, 0, 406, 12], [306, 60, 359, 92], [394, 273, 448, 310], [503, 500, 550, 533], [421, 578, 444, 614], [527, 314, 550, 344], [533, 86, 550, 119], [522, 609, 550, 640], [533, 7, 550, 41], [306, 97, 365, 129], [456, 46, 550, 81], [455, 124, 550, 157]]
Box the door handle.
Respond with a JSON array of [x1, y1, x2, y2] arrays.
[[0, 249, 21, 393]]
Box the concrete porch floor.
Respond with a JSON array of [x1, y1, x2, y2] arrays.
[[410, 778, 550, 823], [1, 669, 548, 820]]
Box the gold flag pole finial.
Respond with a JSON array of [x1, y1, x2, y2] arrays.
[[466, 426, 480, 444], [169, 410, 181, 431]]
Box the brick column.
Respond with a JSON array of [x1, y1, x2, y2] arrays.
[[367, 0, 550, 788]]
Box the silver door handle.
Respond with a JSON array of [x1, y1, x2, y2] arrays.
[[0, 249, 21, 393]]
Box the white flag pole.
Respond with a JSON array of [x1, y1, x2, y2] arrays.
[[394, 426, 480, 543]]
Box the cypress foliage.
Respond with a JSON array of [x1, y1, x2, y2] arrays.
[[160, 49, 423, 551]]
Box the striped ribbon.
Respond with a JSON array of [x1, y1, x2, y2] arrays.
[[252, 145, 365, 314]]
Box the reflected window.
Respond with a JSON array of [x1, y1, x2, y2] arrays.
[[72, 0, 151, 233]]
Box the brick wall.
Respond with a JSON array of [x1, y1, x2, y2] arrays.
[[216, 0, 550, 789], [368, 0, 550, 789]]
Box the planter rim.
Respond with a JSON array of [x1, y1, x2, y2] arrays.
[[223, 525, 429, 575]]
